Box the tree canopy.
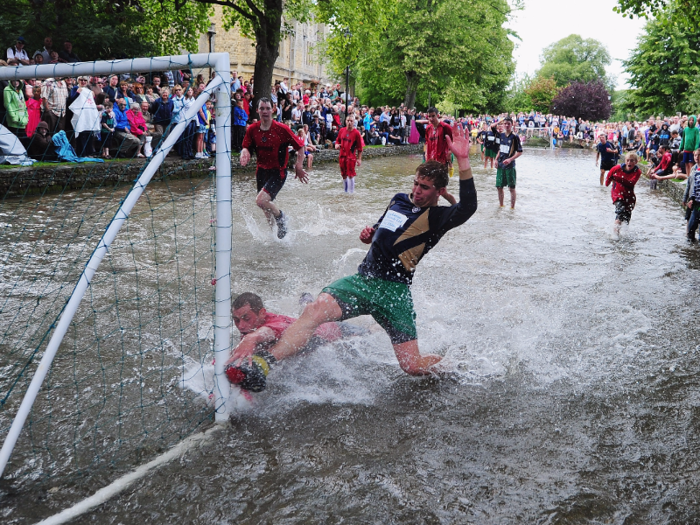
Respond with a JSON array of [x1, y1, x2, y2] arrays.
[[0, 0, 211, 60], [550, 81, 612, 121], [317, 0, 515, 112], [615, 0, 700, 26], [623, 7, 700, 116], [536, 34, 612, 89]]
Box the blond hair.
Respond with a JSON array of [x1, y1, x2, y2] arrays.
[[625, 152, 639, 163]]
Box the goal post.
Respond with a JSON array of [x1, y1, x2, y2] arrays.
[[0, 53, 233, 482]]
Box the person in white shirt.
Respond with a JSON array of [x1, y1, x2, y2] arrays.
[[7, 37, 31, 66], [279, 77, 289, 95]]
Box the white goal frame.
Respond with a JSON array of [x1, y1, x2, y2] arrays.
[[0, 53, 233, 479]]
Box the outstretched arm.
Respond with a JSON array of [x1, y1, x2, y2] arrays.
[[228, 327, 277, 366]]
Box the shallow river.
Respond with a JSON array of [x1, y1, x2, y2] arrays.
[[4, 147, 700, 524]]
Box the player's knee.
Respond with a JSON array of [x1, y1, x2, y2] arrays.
[[302, 294, 337, 323], [255, 192, 270, 209]]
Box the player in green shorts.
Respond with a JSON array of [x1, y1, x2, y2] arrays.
[[227, 123, 478, 391], [495, 117, 523, 209]]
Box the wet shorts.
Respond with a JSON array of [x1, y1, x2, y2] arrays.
[[256, 168, 287, 201], [322, 273, 417, 344], [615, 199, 634, 223], [339, 155, 357, 178], [485, 148, 497, 159], [601, 159, 615, 171], [496, 167, 516, 188]]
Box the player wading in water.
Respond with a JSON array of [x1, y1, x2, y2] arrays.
[[605, 152, 641, 240], [226, 122, 477, 392], [240, 97, 308, 238], [420, 107, 453, 167], [335, 115, 364, 193], [496, 117, 522, 209], [595, 133, 617, 186]]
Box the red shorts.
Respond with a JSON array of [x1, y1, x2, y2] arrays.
[[339, 155, 357, 179]]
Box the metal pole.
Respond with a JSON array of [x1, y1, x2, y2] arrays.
[[0, 66, 226, 479], [213, 55, 232, 423]]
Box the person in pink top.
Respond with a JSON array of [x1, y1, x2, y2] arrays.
[[25, 86, 42, 137], [126, 102, 149, 157]]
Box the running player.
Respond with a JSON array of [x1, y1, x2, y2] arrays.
[[423, 107, 453, 166], [226, 123, 477, 391], [605, 152, 641, 240], [595, 133, 618, 186], [335, 114, 364, 193], [496, 117, 523, 209], [240, 97, 308, 238]]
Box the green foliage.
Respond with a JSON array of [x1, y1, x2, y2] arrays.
[[524, 76, 558, 113], [623, 7, 700, 115], [610, 89, 634, 121], [502, 74, 534, 113], [615, 0, 700, 26], [317, 0, 515, 112], [0, 0, 212, 60], [536, 34, 612, 89]]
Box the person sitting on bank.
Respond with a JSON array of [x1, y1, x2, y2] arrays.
[[112, 99, 141, 158], [27, 121, 58, 161], [58, 40, 80, 63]]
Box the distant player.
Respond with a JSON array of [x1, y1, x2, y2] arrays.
[[240, 97, 308, 238], [496, 117, 523, 209], [423, 107, 453, 166], [335, 115, 364, 193], [484, 123, 499, 169], [595, 133, 617, 186]]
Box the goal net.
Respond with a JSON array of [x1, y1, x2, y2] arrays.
[[0, 54, 233, 499]]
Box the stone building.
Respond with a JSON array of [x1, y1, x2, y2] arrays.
[[196, 6, 337, 89]]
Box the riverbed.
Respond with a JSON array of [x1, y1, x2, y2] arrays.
[[3, 146, 700, 524]]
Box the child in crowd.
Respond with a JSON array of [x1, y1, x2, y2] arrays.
[[195, 98, 210, 159], [100, 100, 115, 159], [605, 152, 642, 240]]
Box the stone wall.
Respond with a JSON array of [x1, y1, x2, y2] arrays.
[[0, 144, 424, 199], [196, 8, 336, 87]]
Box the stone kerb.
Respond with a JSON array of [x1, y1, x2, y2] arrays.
[[0, 144, 425, 198]]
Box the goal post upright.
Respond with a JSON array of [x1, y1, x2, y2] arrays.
[[0, 53, 234, 478]]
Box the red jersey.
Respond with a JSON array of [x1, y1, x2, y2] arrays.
[[242, 121, 303, 171], [606, 164, 641, 205], [336, 127, 364, 159], [425, 121, 453, 165], [260, 312, 342, 342]]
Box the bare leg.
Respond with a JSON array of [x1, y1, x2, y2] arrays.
[[392, 339, 442, 375], [509, 188, 516, 209], [256, 189, 280, 226], [307, 154, 313, 170], [497, 187, 505, 207], [600, 169, 605, 185], [270, 293, 343, 361]]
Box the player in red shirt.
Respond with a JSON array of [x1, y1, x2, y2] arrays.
[[424, 107, 453, 166], [240, 97, 308, 238], [224, 292, 364, 391], [334, 114, 364, 193]]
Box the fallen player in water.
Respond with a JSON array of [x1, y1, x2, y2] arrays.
[[224, 292, 365, 391], [227, 122, 477, 392]]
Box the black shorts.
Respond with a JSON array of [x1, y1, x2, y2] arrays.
[[601, 159, 615, 171], [615, 199, 634, 224], [256, 168, 287, 201]]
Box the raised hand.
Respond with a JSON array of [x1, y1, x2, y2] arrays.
[[446, 122, 470, 161]]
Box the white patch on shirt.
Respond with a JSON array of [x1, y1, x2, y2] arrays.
[[499, 144, 511, 154], [379, 210, 408, 232]]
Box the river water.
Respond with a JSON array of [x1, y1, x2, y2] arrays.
[[4, 147, 700, 524]]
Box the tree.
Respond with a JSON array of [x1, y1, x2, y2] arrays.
[[317, 0, 514, 111], [0, 0, 211, 60], [502, 74, 534, 113], [550, 81, 612, 121], [623, 7, 700, 115], [190, 0, 312, 102], [615, 0, 700, 27], [536, 34, 612, 90], [524, 76, 558, 113]]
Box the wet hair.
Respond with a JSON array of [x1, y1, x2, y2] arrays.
[[415, 160, 449, 189], [257, 97, 272, 110], [427, 107, 438, 115], [625, 152, 639, 163], [233, 292, 264, 313]]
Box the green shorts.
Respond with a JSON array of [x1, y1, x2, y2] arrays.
[[485, 149, 497, 159], [496, 167, 516, 188], [480, 144, 484, 152], [322, 273, 417, 344]]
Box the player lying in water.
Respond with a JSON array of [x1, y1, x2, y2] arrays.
[[227, 122, 477, 392]]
